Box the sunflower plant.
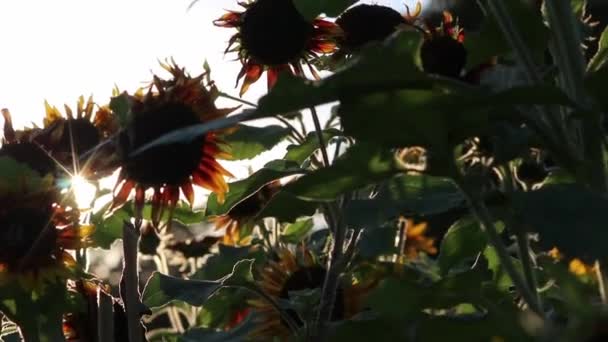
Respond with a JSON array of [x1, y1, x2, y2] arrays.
[[3, 0, 608, 341]]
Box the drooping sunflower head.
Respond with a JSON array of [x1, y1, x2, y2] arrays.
[[420, 11, 467, 79], [335, 3, 421, 52], [113, 61, 236, 228], [33, 96, 119, 178], [211, 180, 281, 245], [214, 0, 338, 95], [0, 157, 91, 287], [248, 248, 371, 341], [0, 109, 56, 177]]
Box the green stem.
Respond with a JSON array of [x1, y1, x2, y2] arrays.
[[218, 92, 257, 107], [122, 221, 143, 342], [310, 106, 330, 167], [459, 185, 543, 316]]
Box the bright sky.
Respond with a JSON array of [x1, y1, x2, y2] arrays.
[[0, 0, 422, 179]]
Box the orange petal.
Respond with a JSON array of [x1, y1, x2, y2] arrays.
[[239, 63, 263, 96], [2, 108, 15, 144], [111, 180, 135, 210], [135, 185, 146, 218], [181, 181, 195, 207]]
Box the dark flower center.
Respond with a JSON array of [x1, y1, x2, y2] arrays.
[[120, 102, 203, 186], [0, 142, 56, 176], [240, 0, 314, 66], [336, 4, 406, 50], [47, 118, 101, 156], [0, 206, 56, 270], [420, 35, 467, 78], [279, 266, 344, 326]]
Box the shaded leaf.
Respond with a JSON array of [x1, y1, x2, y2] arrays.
[[284, 129, 342, 164], [438, 218, 488, 274], [206, 160, 304, 216], [193, 245, 266, 281], [512, 184, 608, 260], [465, 0, 549, 70], [142, 272, 221, 309], [284, 143, 398, 201], [293, 0, 356, 20], [256, 191, 319, 223], [221, 259, 256, 287], [281, 218, 314, 243], [220, 124, 290, 160], [588, 26, 608, 72], [180, 313, 253, 342]]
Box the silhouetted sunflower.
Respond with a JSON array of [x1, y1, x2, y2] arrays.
[[335, 3, 421, 52], [211, 180, 281, 245], [214, 0, 338, 95], [0, 157, 92, 288], [33, 96, 119, 179], [0, 109, 56, 176], [248, 248, 374, 341], [420, 11, 467, 79], [112, 61, 236, 227]]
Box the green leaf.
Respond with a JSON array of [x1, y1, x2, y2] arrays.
[[588, 26, 608, 72], [142, 272, 221, 309], [220, 124, 290, 160], [284, 143, 398, 201], [109, 92, 130, 127], [206, 160, 304, 216], [284, 129, 342, 164], [255, 31, 426, 117], [193, 245, 265, 281], [367, 270, 489, 319], [414, 313, 531, 342], [180, 313, 253, 342], [512, 184, 608, 260], [345, 173, 465, 228], [357, 226, 397, 259], [465, 0, 549, 70], [328, 317, 407, 342], [0, 280, 70, 342], [90, 204, 131, 249], [221, 259, 256, 287], [281, 218, 314, 243], [438, 219, 488, 274], [256, 191, 319, 223], [293, 0, 356, 21], [483, 245, 522, 291]]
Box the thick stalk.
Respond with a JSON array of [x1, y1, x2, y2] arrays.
[[122, 221, 143, 342], [310, 106, 330, 167]]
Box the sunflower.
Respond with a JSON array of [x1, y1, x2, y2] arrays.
[[0, 157, 92, 288], [419, 11, 468, 79], [112, 61, 236, 228], [335, 3, 421, 53], [248, 248, 374, 341], [211, 180, 281, 245], [0, 109, 56, 176], [33, 96, 119, 179], [214, 0, 339, 96], [397, 218, 437, 261]]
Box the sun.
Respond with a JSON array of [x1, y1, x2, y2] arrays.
[[70, 175, 97, 210]]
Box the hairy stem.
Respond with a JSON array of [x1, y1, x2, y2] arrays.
[[122, 221, 144, 342]]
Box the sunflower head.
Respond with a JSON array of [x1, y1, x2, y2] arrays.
[[214, 0, 338, 95], [420, 11, 467, 79], [0, 157, 91, 287], [32, 96, 119, 178], [0, 109, 56, 176], [112, 61, 235, 228], [249, 248, 371, 341], [211, 180, 281, 245], [336, 4, 416, 52]]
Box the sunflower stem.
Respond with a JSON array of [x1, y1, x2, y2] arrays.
[[459, 186, 544, 317], [153, 253, 185, 333], [121, 221, 144, 342], [309, 106, 330, 167], [218, 92, 257, 107]]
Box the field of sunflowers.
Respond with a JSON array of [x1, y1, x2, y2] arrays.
[[2, 0, 608, 341]]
